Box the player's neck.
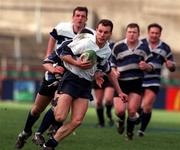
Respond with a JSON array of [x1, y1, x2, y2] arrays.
[[150, 40, 159, 49], [127, 40, 138, 50], [73, 25, 84, 34]]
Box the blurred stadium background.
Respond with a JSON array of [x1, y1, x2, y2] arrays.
[[0, 0, 180, 111]]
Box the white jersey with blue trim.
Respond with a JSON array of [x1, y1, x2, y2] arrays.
[[63, 33, 111, 81], [51, 22, 95, 49], [47, 22, 95, 81], [142, 38, 175, 87]]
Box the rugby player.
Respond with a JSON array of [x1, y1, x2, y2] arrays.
[[111, 23, 154, 140], [137, 23, 176, 137], [42, 19, 127, 150], [15, 6, 92, 149]]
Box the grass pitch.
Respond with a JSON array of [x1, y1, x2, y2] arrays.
[[0, 101, 180, 150]]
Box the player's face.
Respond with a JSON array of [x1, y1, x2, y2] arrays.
[[126, 27, 139, 43], [148, 27, 161, 44], [72, 10, 87, 30], [96, 24, 112, 48]]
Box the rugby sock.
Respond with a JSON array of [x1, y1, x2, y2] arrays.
[[24, 111, 39, 133], [96, 107, 105, 126], [45, 137, 58, 147], [105, 103, 113, 120], [137, 107, 143, 116], [51, 120, 63, 131], [37, 108, 54, 134], [140, 112, 152, 132], [135, 107, 143, 125], [127, 117, 136, 134]]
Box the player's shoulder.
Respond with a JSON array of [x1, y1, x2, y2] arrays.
[[55, 22, 71, 28], [84, 27, 96, 35], [160, 41, 171, 50], [113, 39, 126, 52], [55, 22, 74, 38], [141, 38, 148, 44], [114, 39, 125, 47]]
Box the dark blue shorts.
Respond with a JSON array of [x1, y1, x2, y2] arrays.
[[38, 78, 59, 97], [116, 78, 143, 95], [143, 86, 160, 95], [57, 71, 93, 101], [92, 75, 113, 89]]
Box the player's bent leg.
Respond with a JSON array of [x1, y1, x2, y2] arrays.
[[94, 89, 105, 127], [43, 98, 89, 149], [138, 89, 156, 136], [54, 98, 88, 141], [114, 97, 126, 134], [104, 87, 115, 127], [31, 94, 52, 116], [15, 94, 52, 149]]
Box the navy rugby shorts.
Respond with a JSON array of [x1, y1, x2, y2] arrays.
[[143, 86, 160, 95], [38, 78, 59, 97], [92, 75, 113, 89], [115, 78, 143, 96], [57, 71, 93, 101]]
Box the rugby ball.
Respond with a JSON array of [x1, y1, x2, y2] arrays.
[[80, 50, 97, 64]]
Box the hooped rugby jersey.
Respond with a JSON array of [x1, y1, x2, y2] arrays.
[[111, 39, 154, 81], [142, 38, 175, 87]]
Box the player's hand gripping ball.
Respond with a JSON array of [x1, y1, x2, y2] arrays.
[[80, 50, 97, 65]]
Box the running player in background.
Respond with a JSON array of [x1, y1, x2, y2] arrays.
[[42, 19, 127, 150], [111, 23, 154, 140], [45, 6, 94, 57], [137, 23, 176, 137], [15, 6, 92, 149], [92, 42, 115, 128]]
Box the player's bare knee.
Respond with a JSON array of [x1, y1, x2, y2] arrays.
[[31, 107, 43, 116], [143, 106, 152, 113], [71, 119, 82, 128], [96, 102, 103, 108], [116, 110, 125, 116], [128, 111, 137, 118], [54, 113, 66, 122]]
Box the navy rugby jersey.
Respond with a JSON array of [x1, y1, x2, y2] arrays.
[[142, 38, 175, 87], [111, 39, 154, 81]]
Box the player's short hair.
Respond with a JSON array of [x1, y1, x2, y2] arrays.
[[96, 19, 113, 32], [148, 23, 163, 32], [126, 23, 140, 33], [73, 6, 88, 17]]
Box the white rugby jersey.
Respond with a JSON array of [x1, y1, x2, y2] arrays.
[[46, 22, 95, 81], [63, 33, 111, 81], [50, 22, 95, 49]]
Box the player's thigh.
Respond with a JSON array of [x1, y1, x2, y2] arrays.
[[32, 93, 51, 112], [104, 87, 115, 102], [94, 89, 104, 104], [142, 89, 156, 110], [54, 93, 72, 121], [71, 98, 89, 122], [128, 93, 141, 115]]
